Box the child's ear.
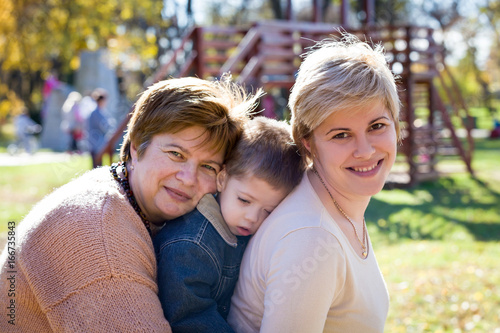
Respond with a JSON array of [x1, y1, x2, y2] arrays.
[[216, 168, 227, 192]]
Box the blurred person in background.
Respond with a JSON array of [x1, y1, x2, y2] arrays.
[[87, 88, 112, 167], [12, 107, 41, 154], [61, 91, 85, 153]]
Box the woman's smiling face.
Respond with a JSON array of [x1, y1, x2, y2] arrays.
[[304, 100, 398, 199], [129, 126, 224, 224]]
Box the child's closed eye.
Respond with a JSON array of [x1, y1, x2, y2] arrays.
[[238, 197, 250, 204]]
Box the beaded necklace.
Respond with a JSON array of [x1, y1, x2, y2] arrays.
[[110, 161, 152, 236]]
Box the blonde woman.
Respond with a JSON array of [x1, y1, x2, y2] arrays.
[[228, 34, 400, 333]]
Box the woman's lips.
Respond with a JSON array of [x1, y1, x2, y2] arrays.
[[165, 187, 191, 202], [348, 159, 383, 176]]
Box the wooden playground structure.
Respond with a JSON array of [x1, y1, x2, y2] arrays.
[[97, 0, 475, 187]]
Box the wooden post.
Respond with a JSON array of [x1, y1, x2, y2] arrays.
[[313, 0, 322, 23], [195, 27, 205, 78], [341, 0, 350, 28], [404, 26, 416, 185], [365, 0, 375, 26], [428, 77, 436, 174], [285, 0, 293, 20]]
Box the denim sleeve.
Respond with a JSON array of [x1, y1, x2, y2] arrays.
[[156, 240, 235, 333]]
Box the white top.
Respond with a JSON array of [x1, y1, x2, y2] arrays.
[[228, 172, 389, 333]]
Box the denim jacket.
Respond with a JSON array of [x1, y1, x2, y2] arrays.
[[154, 194, 250, 333]]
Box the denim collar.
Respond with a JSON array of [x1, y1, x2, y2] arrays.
[[197, 194, 238, 247]]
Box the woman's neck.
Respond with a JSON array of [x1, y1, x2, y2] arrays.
[[307, 168, 370, 223]]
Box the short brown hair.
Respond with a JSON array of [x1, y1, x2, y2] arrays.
[[225, 116, 305, 194], [120, 76, 262, 162], [289, 33, 401, 163]]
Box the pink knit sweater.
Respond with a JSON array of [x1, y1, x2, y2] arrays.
[[0, 168, 171, 332]]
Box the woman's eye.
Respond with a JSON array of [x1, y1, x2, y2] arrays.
[[333, 132, 349, 139], [202, 164, 217, 173], [371, 123, 385, 131], [168, 151, 183, 159]]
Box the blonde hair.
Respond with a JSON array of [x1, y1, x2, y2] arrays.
[[289, 33, 401, 162], [120, 76, 262, 162], [225, 116, 305, 194]]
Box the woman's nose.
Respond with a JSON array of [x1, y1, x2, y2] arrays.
[[177, 163, 197, 185], [353, 135, 375, 159]]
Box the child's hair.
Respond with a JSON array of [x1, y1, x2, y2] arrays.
[[225, 116, 305, 194]]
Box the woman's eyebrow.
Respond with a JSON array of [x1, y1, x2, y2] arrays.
[[161, 142, 180, 148], [325, 127, 349, 136], [369, 116, 391, 124]]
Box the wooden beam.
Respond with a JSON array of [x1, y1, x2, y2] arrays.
[[220, 26, 262, 75], [195, 27, 205, 78], [365, 0, 375, 26], [341, 0, 350, 28], [313, 0, 322, 23], [285, 0, 293, 20], [143, 26, 196, 86]]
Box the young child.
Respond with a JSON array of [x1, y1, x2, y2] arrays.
[[153, 116, 305, 332]]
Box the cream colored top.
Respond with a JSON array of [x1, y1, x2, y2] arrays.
[[0, 168, 171, 332], [228, 172, 389, 333]]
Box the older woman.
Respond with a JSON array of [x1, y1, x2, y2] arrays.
[[0, 77, 260, 332], [228, 34, 400, 333]]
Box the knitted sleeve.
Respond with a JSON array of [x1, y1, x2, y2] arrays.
[[19, 183, 171, 332], [45, 277, 170, 332]]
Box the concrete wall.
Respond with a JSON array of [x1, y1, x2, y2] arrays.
[[41, 49, 124, 151]]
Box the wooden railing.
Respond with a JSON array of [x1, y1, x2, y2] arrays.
[[96, 21, 475, 185]]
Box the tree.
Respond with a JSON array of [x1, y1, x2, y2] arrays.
[[0, 0, 170, 123], [414, 0, 498, 109], [480, 0, 500, 112]]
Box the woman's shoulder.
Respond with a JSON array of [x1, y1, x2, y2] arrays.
[[278, 171, 321, 207], [13, 168, 157, 308], [17, 167, 133, 246], [250, 172, 343, 250], [17, 167, 153, 276], [260, 172, 325, 228]]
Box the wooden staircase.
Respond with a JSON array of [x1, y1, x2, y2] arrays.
[[98, 20, 474, 186]]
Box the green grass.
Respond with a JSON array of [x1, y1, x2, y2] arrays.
[[0, 155, 91, 231], [0, 139, 499, 332], [365, 138, 500, 332], [367, 139, 500, 243], [379, 241, 500, 332]]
